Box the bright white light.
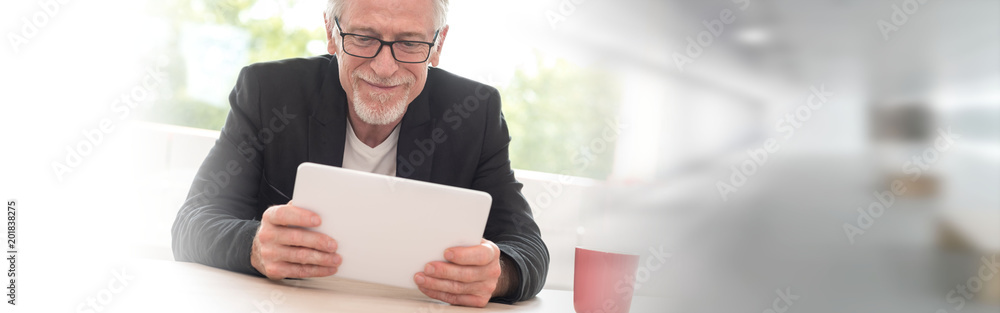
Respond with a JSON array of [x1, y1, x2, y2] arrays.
[[736, 27, 771, 45], [307, 39, 328, 55]]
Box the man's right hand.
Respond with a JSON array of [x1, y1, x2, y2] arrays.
[[251, 203, 342, 279]]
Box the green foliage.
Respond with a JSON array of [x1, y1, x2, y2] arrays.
[[145, 97, 229, 131], [500, 54, 621, 180], [159, 0, 325, 65], [143, 0, 324, 131]]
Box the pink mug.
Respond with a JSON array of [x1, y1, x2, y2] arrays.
[[574, 247, 640, 313]]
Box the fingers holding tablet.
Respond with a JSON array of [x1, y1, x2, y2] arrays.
[[414, 239, 503, 307], [252, 204, 342, 279]]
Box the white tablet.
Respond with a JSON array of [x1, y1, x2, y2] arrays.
[[291, 162, 492, 289]]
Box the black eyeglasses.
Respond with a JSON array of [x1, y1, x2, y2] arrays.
[[335, 17, 439, 64]]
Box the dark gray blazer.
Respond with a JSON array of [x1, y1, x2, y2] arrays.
[[170, 55, 548, 303]]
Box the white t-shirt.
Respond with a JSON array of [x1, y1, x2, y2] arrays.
[[342, 120, 400, 176]]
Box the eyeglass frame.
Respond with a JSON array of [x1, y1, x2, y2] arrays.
[[334, 17, 440, 64]]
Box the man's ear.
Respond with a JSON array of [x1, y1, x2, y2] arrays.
[[428, 25, 449, 67], [324, 12, 338, 56]]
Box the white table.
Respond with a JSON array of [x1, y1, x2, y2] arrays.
[[97, 259, 664, 313]]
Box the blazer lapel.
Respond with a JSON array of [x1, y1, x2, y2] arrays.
[[308, 56, 347, 167], [395, 86, 433, 181]]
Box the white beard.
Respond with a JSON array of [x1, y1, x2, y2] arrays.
[[351, 70, 414, 125]]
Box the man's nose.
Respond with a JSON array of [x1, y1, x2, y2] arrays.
[[369, 44, 399, 78]]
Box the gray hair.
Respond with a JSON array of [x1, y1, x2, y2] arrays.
[[325, 0, 449, 34]]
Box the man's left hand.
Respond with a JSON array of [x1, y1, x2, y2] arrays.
[[415, 239, 506, 307]]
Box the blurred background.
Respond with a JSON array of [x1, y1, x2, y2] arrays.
[[0, 0, 997, 312]]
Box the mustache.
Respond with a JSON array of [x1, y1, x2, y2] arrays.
[[353, 70, 415, 86]]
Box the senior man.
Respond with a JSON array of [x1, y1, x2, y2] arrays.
[[170, 0, 549, 307]]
